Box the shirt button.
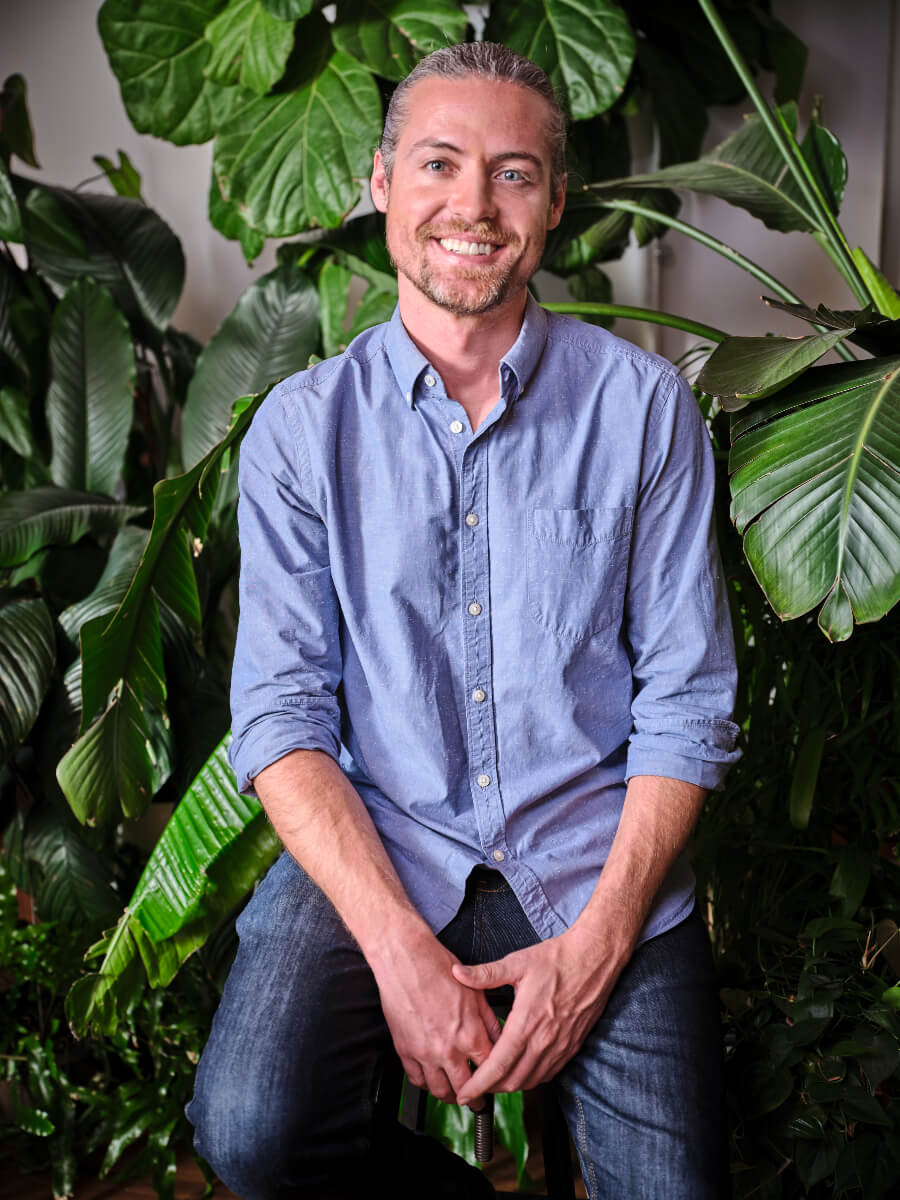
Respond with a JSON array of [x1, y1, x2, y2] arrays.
[[424, 373, 436, 387], [477, 773, 491, 788], [468, 601, 482, 616], [492, 850, 505, 863], [465, 512, 479, 527], [472, 688, 486, 703], [450, 420, 464, 434]]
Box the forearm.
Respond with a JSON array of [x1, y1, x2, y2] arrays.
[[254, 747, 501, 1103], [253, 748, 431, 961], [570, 774, 707, 960]]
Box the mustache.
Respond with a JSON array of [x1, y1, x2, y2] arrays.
[[417, 220, 518, 246]]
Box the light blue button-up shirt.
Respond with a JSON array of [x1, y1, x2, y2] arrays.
[[229, 297, 739, 943]]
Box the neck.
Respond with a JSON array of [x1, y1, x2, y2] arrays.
[[398, 279, 527, 428]]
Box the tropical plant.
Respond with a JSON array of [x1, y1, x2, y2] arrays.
[[566, 0, 900, 643], [12, 0, 898, 1193]]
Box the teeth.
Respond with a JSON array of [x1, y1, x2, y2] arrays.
[[439, 238, 496, 256]]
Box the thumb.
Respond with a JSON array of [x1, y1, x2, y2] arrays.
[[452, 957, 513, 991]]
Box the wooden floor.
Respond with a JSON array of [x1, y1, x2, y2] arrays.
[[1, 1139, 587, 1198]]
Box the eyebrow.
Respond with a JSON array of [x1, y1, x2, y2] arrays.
[[405, 138, 545, 171]]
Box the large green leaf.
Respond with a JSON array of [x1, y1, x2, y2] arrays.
[[57, 395, 265, 824], [284, 211, 396, 290], [66, 735, 281, 1037], [0, 596, 55, 769], [0, 487, 143, 571], [761, 296, 900, 358], [98, 0, 246, 145], [594, 103, 829, 234], [205, 0, 296, 95], [22, 184, 184, 331], [729, 359, 900, 639], [182, 263, 317, 466], [46, 278, 135, 495], [212, 46, 382, 234], [317, 257, 353, 358], [485, 0, 635, 121], [331, 0, 469, 81], [0, 386, 36, 458], [10, 805, 121, 933], [208, 168, 266, 264], [58, 526, 149, 651], [0, 160, 23, 241], [697, 328, 853, 409], [57, 682, 159, 824]]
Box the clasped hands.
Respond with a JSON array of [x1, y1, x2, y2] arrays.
[[373, 925, 624, 1113]]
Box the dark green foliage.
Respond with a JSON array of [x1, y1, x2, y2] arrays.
[[0, 860, 227, 1199], [693, 410, 900, 1197]]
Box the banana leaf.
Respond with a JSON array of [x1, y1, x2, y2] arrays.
[[729, 358, 900, 640], [66, 734, 281, 1037]]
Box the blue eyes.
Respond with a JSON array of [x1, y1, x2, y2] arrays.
[[423, 162, 527, 182]]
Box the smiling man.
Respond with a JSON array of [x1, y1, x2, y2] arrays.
[[187, 43, 740, 1200]]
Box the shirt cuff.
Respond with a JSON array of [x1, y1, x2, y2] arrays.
[[228, 713, 342, 794], [626, 720, 741, 792]]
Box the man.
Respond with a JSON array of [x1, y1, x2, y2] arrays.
[[188, 42, 739, 1200]]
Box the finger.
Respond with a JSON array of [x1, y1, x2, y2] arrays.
[[402, 1057, 426, 1090], [457, 1028, 529, 1106], [452, 957, 516, 992], [423, 1065, 456, 1104], [476, 992, 503, 1042]]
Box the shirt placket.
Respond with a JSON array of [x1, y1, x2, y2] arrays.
[[459, 421, 508, 867]]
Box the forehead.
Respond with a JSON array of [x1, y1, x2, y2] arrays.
[[396, 75, 554, 162]]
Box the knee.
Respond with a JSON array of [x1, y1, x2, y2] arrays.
[[186, 1078, 288, 1200]]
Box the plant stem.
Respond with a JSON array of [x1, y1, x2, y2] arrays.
[[541, 302, 727, 342], [597, 199, 857, 362], [599, 199, 801, 303], [696, 0, 871, 306]]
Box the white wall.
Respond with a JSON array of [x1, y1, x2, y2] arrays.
[[4, 0, 898, 356]]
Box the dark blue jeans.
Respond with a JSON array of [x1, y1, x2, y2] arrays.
[[187, 854, 727, 1198]]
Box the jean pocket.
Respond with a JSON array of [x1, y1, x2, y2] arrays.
[[527, 506, 633, 641]]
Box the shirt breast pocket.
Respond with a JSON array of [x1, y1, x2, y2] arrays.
[[527, 507, 633, 642]]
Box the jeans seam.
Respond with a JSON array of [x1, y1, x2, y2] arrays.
[[575, 1093, 598, 1200]]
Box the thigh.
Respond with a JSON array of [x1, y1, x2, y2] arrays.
[[554, 910, 727, 1200], [187, 851, 392, 1199]]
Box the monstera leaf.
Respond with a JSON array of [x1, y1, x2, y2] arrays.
[[727, 358, 900, 640], [66, 735, 281, 1036]]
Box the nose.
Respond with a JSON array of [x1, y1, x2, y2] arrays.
[[449, 167, 496, 224]]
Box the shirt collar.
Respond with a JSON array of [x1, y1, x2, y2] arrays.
[[384, 292, 550, 409]]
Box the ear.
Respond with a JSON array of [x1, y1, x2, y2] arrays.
[[547, 173, 567, 231], [370, 149, 389, 214]]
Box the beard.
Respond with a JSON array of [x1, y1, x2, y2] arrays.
[[387, 218, 537, 317]]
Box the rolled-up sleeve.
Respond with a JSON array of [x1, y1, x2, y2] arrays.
[[624, 372, 740, 790], [228, 385, 343, 794]]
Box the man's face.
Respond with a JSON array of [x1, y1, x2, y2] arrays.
[[371, 76, 565, 319]]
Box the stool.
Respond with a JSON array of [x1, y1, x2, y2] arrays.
[[375, 1054, 578, 1199]]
